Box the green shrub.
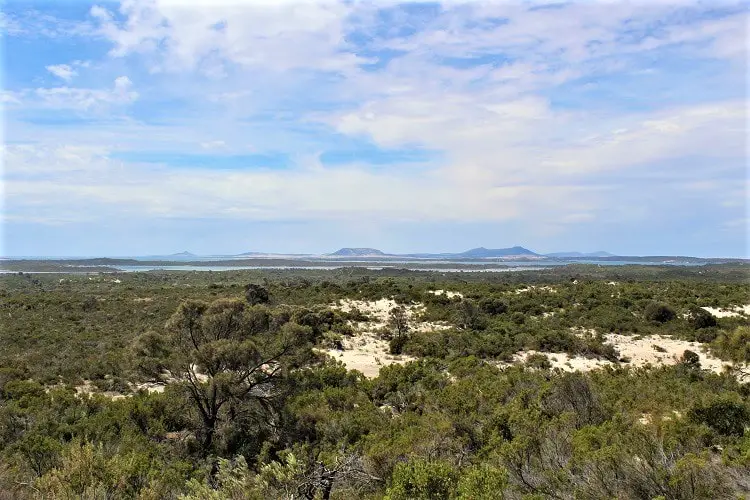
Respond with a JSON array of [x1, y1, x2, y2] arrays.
[[525, 353, 552, 370], [385, 459, 458, 500], [688, 399, 749, 437], [644, 302, 676, 323]]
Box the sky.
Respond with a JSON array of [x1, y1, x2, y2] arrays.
[[1, 0, 747, 257]]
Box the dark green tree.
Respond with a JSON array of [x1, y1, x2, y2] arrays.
[[644, 302, 676, 323], [688, 400, 749, 437], [245, 284, 270, 306], [686, 306, 717, 329], [135, 298, 313, 453]]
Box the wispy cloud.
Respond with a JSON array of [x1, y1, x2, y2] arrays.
[[14, 76, 139, 111], [46, 63, 77, 81]]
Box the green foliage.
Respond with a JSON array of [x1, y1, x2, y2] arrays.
[[1, 267, 749, 499], [644, 301, 676, 323], [388, 305, 411, 355], [244, 284, 269, 306], [181, 455, 260, 500], [688, 399, 749, 437], [524, 353, 551, 370], [147, 298, 315, 454], [385, 459, 458, 500], [35, 441, 160, 499], [478, 297, 508, 316], [680, 350, 701, 370], [389, 334, 409, 355], [711, 326, 750, 363], [455, 465, 507, 499], [687, 305, 718, 329]]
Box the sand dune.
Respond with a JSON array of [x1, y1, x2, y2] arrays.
[[507, 333, 747, 380], [326, 298, 449, 377], [701, 305, 750, 318]]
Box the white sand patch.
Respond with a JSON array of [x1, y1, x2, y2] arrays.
[[412, 321, 452, 332], [74, 381, 127, 401], [500, 334, 748, 380], [133, 297, 154, 303], [570, 327, 598, 337], [701, 305, 750, 318], [335, 298, 451, 330], [323, 341, 415, 379], [337, 298, 420, 324], [428, 289, 463, 299], [510, 351, 611, 372], [328, 298, 449, 377], [133, 382, 166, 393], [638, 410, 682, 425], [604, 334, 736, 374], [514, 285, 557, 294]]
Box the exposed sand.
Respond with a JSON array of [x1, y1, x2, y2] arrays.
[[504, 333, 748, 380], [323, 343, 415, 378], [428, 289, 464, 299], [701, 305, 750, 318], [327, 298, 450, 377], [639, 410, 682, 425], [604, 333, 731, 372], [514, 285, 557, 294], [511, 351, 612, 371], [337, 298, 418, 322], [74, 381, 128, 401], [134, 381, 166, 393]]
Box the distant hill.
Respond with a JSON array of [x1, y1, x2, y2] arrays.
[[170, 251, 196, 257], [546, 251, 615, 258], [329, 248, 387, 257], [457, 246, 537, 258]]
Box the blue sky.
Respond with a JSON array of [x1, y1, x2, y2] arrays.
[[1, 0, 747, 257]]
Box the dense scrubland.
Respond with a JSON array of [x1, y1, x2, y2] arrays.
[[0, 264, 748, 498]]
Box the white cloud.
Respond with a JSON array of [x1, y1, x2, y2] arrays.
[[32, 76, 138, 110], [46, 64, 77, 81], [1, 91, 22, 104], [1, 9, 95, 38], [3, 1, 746, 239], [3, 142, 603, 226], [2, 144, 113, 176], [90, 0, 369, 74]]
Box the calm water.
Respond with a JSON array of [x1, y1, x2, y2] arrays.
[[0, 257, 711, 274], [114, 265, 548, 273]]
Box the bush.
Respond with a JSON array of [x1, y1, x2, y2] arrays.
[[455, 465, 508, 499], [687, 306, 717, 329], [680, 350, 701, 369], [688, 400, 749, 437], [81, 296, 98, 312], [525, 353, 552, 370], [389, 334, 409, 355], [244, 284, 269, 305], [644, 302, 676, 323], [479, 297, 508, 315], [385, 459, 458, 500], [710, 327, 750, 363]]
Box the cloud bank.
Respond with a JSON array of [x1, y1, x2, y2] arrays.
[[1, 1, 747, 256]]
